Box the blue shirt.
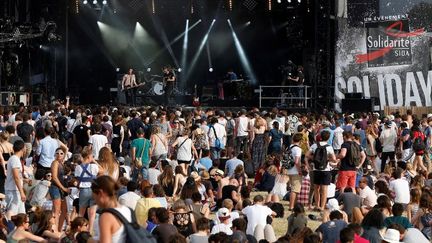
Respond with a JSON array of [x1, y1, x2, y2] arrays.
[[36, 136, 59, 167], [199, 157, 213, 171], [225, 157, 244, 177], [323, 127, 335, 146]]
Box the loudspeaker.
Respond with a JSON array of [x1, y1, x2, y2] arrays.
[[342, 98, 372, 113], [345, 93, 363, 99]]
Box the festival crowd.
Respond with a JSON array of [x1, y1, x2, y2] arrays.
[[0, 102, 431, 243]]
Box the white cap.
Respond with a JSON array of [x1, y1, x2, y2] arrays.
[[326, 198, 340, 211], [382, 229, 401, 243], [217, 208, 230, 218]]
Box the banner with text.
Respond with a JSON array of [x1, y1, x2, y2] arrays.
[[335, 1, 432, 111]]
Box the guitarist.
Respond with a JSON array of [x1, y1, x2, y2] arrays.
[[163, 66, 176, 105], [121, 68, 137, 105]]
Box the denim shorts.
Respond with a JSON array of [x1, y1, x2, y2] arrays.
[[79, 188, 95, 209], [49, 185, 63, 200]]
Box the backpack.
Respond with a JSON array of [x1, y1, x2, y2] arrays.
[[348, 141, 362, 167], [226, 118, 234, 136], [282, 145, 299, 170], [412, 133, 426, 152], [312, 143, 329, 170], [100, 208, 157, 243]]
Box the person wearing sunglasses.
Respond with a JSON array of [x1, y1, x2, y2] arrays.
[[7, 214, 47, 242], [49, 147, 69, 232]]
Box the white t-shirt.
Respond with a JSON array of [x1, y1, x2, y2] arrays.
[[211, 223, 233, 235], [333, 127, 344, 150], [89, 134, 108, 160], [403, 228, 429, 243], [287, 145, 302, 175], [380, 128, 397, 152], [309, 142, 334, 171], [327, 183, 336, 198], [74, 163, 99, 188], [5, 155, 23, 191], [359, 186, 377, 208], [208, 123, 227, 147], [236, 116, 249, 137], [119, 191, 142, 210], [148, 168, 161, 185], [242, 204, 273, 235], [176, 137, 193, 161], [389, 178, 410, 204]]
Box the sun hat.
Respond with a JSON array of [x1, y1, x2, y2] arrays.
[[190, 171, 201, 181], [217, 208, 231, 219], [326, 198, 340, 211], [382, 229, 401, 243]]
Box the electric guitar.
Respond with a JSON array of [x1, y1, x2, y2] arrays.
[[192, 84, 200, 106]]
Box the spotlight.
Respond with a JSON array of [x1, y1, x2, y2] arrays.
[[83, 0, 88, 4], [102, 0, 107, 4], [116, 68, 120, 72], [147, 67, 151, 72], [39, 45, 43, 49], [209, 68, 214, 72], [93, 0, 97, 4], [246, 21, 251, 26], [178, 68, 182, 72], [277, 0, 281, 3]]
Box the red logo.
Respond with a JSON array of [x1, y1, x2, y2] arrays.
[[355, 20, 425, 64]]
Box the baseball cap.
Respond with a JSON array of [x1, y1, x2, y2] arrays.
[[217, 208, 230, 218], [326, 198, 340, 211]]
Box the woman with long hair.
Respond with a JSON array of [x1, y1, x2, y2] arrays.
[[111, 115, 124, 157], [374, 180, 392, 199], [411, 119, 427, 171], [91, 175, 133, 243], [49, 147, 69, 232], [191, 124, 209, 159], [34, 210, 64, 241], [172, 199, 197, 238], [180, 177, 199, 201], [150, 125, 168, 160], [361, 209, 385, 243], [0, 132, 13, 194], [406, 188, 421, 223], [98, 147, 119, 181], [365, 124, 378, 171], [268, 121, 283, 155], [173, 166, 187, 198], [251, 115, 267, 172], [60, 217, 88, 243], [158, 165, 175, 197], [7, 214, 46, 242]]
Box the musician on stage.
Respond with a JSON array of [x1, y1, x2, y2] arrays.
[[226, 68, 238, 81], [122, 68, 137, 105], [287, 66, 305, 107], [163, 66, 176, 105]]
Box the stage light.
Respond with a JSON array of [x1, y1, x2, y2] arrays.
[[147, 68, 151, 72], [277, 0, 281, 3], [180, 19, 189, 83], [268, 0, 272, 11], [229, 0, 233, 11], [102, 0, 107, 5], [298, 0, 301, 2], [209, 68, 214, 72], [185, 20, 216, 80], [227, 19, 257, 85], [178, 68, 182, 72], [93, 0, 97, 4], [116, 68, 120, 72], [287, 0, 291, 3], [83, 0, 88, 4], [246, 21, 251, 26], [39, 45, 43, 49]]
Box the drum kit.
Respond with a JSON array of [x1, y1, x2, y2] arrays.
[[145, 75, 165, 96], [142, 74, 183, 96]]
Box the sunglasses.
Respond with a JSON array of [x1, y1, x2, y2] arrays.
[[55, 152, 64, 155]]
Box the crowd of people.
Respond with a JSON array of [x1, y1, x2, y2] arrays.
[[0, 102, 431, 243]]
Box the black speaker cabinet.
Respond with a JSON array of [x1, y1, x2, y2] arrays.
[[342, 98, 372, 113]]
